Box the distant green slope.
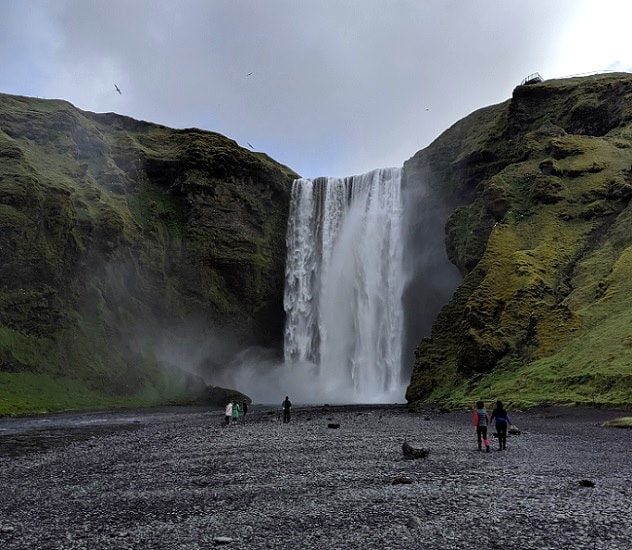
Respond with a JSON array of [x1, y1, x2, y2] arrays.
[[405, 73, 632, 409], [0, 94, 297, 415]]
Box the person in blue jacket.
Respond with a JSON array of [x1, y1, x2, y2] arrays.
[[490, 400, 512, 450], [473, 400, 490, 452]]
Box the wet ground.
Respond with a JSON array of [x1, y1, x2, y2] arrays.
[[0, 407, 210, 457], [0, 405, 631, 549]]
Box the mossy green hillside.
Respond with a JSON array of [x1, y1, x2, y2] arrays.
[[405, 73, 632, 408], [0, 93, 297, 415], [603, 417, 632, 428], [0, 370, 196, 417]]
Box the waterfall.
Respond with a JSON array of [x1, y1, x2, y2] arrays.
[[283, 167, 404, 402]]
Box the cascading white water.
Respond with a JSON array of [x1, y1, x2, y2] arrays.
[[283, 167, 404, 402]]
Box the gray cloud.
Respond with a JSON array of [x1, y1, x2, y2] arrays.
[[0, 0, 616, 177]]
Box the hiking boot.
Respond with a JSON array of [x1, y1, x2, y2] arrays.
[[486, 445, 490, 453]]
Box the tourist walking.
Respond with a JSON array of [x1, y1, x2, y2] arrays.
[[490, 400, 512, 450], [474, 400, 490, 452], [282, 396, 292, 423], [232, 400, 241, 422], [242, 400, 249, 417], [225, 401, 233, 426]]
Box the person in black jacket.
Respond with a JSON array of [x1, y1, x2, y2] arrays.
[[282, 396, 292, 423], [490, 400, 512, 450]]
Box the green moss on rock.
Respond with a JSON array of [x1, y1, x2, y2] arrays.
[[406, 73, 632, 409], [0, 93, 297, 415]]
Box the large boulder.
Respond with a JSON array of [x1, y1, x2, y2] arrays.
[[203, 386, 251, 407]]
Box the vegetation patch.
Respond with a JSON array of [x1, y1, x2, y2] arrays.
[[0, 372, 195, 416], [602, 417, 632, 428]]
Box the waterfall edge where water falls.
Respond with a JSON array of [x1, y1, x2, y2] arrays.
[[283, 167, 405, 403]]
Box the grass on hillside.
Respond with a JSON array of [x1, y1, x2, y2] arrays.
[[602, 417, 632, 428], [441, 295, 632, 410], [0, 370, 200, 417]]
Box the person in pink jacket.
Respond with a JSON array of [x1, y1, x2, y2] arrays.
[[474, 400, 490, 452]]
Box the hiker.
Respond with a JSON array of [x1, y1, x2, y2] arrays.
[[474, 400, 490, 452], [282, 395, 292, 423], [224, 401, 233, 426], [232, 400, 241, 423], [490, 400, 512, 450], [242, 400, 249, 417]]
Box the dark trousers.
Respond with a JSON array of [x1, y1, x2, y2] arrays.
[[496, 422, 507, 448], [283, 410, 291, 423], [476, 426, 488, 444]]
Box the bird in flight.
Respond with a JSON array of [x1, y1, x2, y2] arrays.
[[247, 72, 253, 76], [247, 142, 254, 149], [114, 84, 122, 95]]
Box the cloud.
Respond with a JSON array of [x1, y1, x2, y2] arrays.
[[1, 1, 629, 177]]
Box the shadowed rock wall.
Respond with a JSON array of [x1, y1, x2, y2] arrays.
[[0, 93, 296, 412]]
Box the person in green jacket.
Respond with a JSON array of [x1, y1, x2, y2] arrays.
[[231, 400, 241, 422]]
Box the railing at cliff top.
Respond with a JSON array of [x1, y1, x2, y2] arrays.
[[520, 72, 543, 86]]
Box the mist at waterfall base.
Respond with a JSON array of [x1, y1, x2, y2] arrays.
[[213, 347, 348, 405], [211, 166, 461, 405]]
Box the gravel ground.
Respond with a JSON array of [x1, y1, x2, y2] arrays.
[[1, 405, 631, 549]]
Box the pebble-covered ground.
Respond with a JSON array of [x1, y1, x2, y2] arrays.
[[1, 405, 631, 549]]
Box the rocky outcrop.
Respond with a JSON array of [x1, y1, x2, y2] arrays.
[[0, 93, 297, 414], [405, 73, 632, 408], [203, 386, 251, 407]]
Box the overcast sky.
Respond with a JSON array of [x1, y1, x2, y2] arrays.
[[1, 1, 632, 178]]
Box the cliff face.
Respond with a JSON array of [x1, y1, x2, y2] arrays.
[[405, 73, 632, 408], [0, 94, 296, 414]]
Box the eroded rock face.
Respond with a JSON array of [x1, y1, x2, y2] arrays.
[[0, 94, 297, 412], [405, 73, 632, 408]]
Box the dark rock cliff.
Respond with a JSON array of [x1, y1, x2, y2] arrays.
[[405, 73, 632, 408], [0, 93, 296, 414]]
